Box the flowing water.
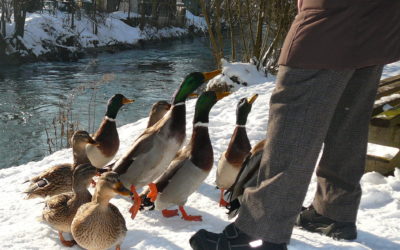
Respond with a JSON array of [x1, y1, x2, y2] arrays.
[[0, 38, 215, 169]]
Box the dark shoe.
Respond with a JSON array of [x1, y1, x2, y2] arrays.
[[295, 206, 357, 240], [189, 223, 287, 250]]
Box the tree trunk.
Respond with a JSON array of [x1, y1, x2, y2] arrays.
[[14, 0, 26, 39], [1, 1, 6, 37]]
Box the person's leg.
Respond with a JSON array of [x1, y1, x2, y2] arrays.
[[234, 66, 354, 244], [312, 65, 384, 221]]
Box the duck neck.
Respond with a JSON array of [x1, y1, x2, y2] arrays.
[[190, 124, 213, 171], [73, 142, 91, 165], [169, 103, 186, 136], [92, 189, 113, 207], [225, 126, 251, 164], [72, 182, 91, 201], [105, 105, 120, 120]]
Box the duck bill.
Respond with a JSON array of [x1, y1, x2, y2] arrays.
[[247, 94, 259, 104], [215, 91, 231, 100], [188, 93, 199, 98], [114, 182, 131, 196], [87, 137, 99, 146], [203, 69, 222, 81], [122, 97, 135, 104]]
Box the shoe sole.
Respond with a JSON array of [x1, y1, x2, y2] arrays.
[[296, 217, 357, 241]]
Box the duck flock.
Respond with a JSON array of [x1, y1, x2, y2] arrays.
[[23, 70, 266, 250]]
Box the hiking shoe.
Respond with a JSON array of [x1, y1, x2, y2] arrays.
[[295, 206, 357, 240], [190, 223, 287, 250]]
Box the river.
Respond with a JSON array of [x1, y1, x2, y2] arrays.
[[0, 38, 215, 169]]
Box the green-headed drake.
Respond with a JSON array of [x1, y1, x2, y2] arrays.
[[24, 130, 98, 199], [147, 100, 171, 128], [145, 91, 227, 221], [216, 94, 258, 206], [226, 139, 266, 219], [112, 70, 221, 219], [71, 172, 131, 250], [86, 94, 134, 169], [42, 163, 97, 247]]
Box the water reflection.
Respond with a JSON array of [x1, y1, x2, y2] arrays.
[[0, 38, 214, 168]]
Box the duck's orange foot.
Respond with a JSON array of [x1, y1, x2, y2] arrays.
[[91, 179, 97, 187], [179, 206, 202, 222], [58, 231, 76, 247], [162, 209, 179, 218], [129, 185, 141, 220], [147, 183, 158, 202], [219, 198, 229, 207], [218, 189, 229, 207], [182, 214, 202, 221]]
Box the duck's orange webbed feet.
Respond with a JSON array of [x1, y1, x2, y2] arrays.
[[147, 183, 158, 202], [179, 206, 202, 221], [162, 209, 179, 217], [58, 231, 76, 247], [129, 185, 141, 220], [219, 189, 229, 207]]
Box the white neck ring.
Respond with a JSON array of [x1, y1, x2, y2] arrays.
[[194, 122, 208, 127], [105, 116, 116, 122]]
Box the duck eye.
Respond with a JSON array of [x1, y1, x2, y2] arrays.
[[37, 178, 49, 188]]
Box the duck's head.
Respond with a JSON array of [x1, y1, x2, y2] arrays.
[[193, 91, 230, 124], [95, 172, 132, 200], [105, 94, 135, 119], [72, 163, 98, 190], [71, 130, 98, 147], [173, 70, 222, 104], [236, 94, 258, 126], [147, 100, 171, 127]]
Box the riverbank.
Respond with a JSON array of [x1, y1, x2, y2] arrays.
[[0, 10, 207, 65]]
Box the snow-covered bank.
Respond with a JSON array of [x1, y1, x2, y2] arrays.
[[1, 61, 400, 249], [1, 11, 205, 64]]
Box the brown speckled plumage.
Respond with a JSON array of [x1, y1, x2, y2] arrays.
[[24, 131, 96, 199], [71, 172, 128, 250], [42, 164, 97, 235]]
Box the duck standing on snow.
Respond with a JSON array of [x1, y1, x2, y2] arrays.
[[71, 172, 131, 250], [225, 139, 266, 219], [42, 163, 98, 247], [147, 100, 171, 128], [86, 94, 134, 169], [112, 70, 222, 219], [24, 130, 98, 199], [145, 91, 227, 221], [216, 94, 258, 207]]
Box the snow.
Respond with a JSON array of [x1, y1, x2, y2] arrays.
[[3, 10, 204, 57], [1, 60, 400, 249], [367, 143, 399, 160]]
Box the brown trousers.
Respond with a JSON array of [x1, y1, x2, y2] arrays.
[[235, 65, 384, 244]]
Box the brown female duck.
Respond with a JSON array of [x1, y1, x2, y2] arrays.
[[42, 163, 97, 247], [71, 172, 131, 250], [24, 130, 98, 199]]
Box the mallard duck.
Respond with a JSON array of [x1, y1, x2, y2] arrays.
[[24, 130, 98, 199], [226, 139, 266, 219], [86, 94, 134, 169], [147, 100, 171, 128], [216, 94, 258, 206], [145, 91, 226, 221], [112, 70, 221, 219], [42, 163, 98, 247], [71, 172, 131, 250]]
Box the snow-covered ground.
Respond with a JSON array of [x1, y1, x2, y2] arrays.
[[1, 61, 400, 249], [3, 10, 205, 58]]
